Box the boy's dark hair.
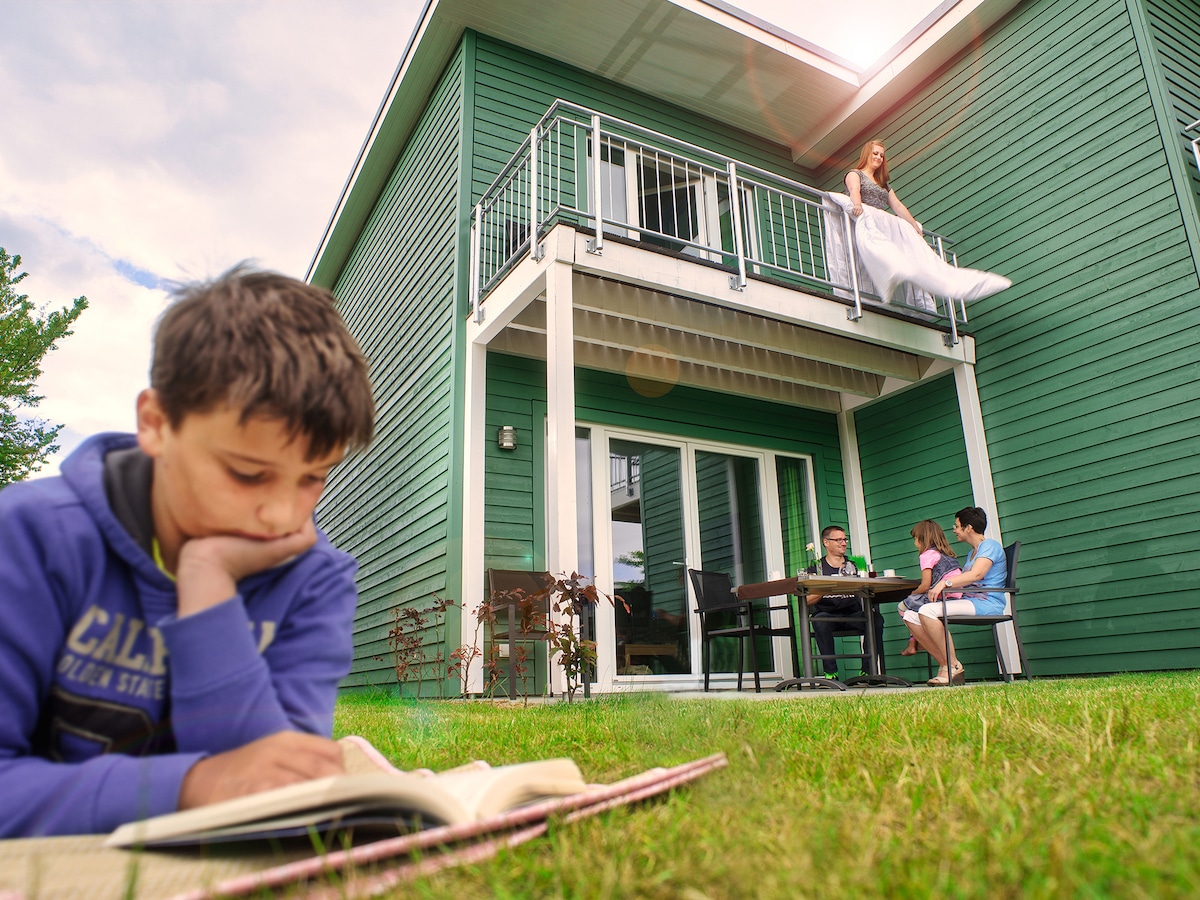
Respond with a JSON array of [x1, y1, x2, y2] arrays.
[[955, 506, 988, 535], [151, 264, 374, 458]]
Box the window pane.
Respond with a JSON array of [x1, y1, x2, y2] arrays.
[[610, 439, 690, 676]]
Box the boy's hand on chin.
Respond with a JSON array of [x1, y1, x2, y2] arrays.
[[179, 731, 345, 810], [175, 520, 318, 617]]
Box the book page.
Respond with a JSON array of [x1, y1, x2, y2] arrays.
[[104, 741, 586, 848], [425, 758, 586, 820], [105, 773, 470, 847]]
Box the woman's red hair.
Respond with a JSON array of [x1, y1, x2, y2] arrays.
[[853, 140, 890, 190]]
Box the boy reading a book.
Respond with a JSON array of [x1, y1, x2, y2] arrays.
[[0, 266, 375, 837]]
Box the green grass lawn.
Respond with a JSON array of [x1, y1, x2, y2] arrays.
[[334, 673, 1200, 899]]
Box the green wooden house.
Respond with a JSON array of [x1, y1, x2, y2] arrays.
[[310, 0, 1199, 694]]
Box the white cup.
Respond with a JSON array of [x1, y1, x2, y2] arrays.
[[883, 569, 896, 578]]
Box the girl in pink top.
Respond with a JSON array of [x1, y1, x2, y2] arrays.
[[898, 519, 962, 656]]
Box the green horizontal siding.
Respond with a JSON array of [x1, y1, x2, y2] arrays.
[[485, 352, 849, 572], [826, 0, 1200, 675], [856, 375, 973, 572], [317, 47, 467, 694], [482, 356, 543, 572]]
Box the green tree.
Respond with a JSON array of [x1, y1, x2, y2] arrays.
[[1, 248, 88, 485]]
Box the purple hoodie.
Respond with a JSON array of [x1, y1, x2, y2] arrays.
[[0, 433, 358, 836]]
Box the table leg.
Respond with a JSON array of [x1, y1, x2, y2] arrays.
[[842, 593, 912, 688], [775, 590, 845, 692]]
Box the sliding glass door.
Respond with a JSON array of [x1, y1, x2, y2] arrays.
[[570, 426, 818, 689]]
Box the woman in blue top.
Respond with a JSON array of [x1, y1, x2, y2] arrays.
[[903, 506, 1008, 685]]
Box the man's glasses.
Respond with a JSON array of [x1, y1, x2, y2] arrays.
[[824, 537, 849, 543]]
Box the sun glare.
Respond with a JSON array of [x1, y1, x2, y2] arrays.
[[732, 0, 941, 70]]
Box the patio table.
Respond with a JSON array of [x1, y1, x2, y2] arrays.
[[736, 575, 920, 691]]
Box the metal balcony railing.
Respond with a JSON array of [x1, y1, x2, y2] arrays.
[[609, 454, 640, 495], [470, 100, 968, 345]]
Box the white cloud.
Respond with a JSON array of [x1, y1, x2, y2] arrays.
[[0, 0, 422, 477], [1, 212, 162, 439]]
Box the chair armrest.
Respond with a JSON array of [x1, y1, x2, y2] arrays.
[[694, 600, 753, 615], [734, 600, 792, 614]]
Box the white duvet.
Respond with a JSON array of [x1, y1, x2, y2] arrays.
[[823, 192, 1011, 308]]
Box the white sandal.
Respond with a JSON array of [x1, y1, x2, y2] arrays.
[[927, 666, 951, 686]]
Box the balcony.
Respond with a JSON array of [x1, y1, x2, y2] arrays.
[[470, 100, 971, 348]]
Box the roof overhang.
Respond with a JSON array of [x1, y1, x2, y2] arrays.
[[308, 0, 1023, 288]]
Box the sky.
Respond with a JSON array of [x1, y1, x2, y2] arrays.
[[2, 0, 940, 479]]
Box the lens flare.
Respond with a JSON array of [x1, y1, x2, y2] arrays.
[[625, 343, 679, 398]]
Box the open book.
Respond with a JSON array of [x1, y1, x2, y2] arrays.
[[4, 746, 727, 900], [106, 736, 587, 848]]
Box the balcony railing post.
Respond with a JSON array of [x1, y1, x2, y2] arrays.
[[470, 203, 483, 323], [727, 161, 747, 291], [587, 113, 604, 254], [943, 300, 961, 347], [843, 210, 863, 321], [529, 124, 543, 260]]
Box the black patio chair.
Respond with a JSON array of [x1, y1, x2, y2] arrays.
[[808, 601, 878, 685], [486, 568, 553, 699], [939, 541, 1032, 683], [689, 569, 798, 693]]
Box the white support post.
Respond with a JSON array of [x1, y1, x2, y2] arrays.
[[953, 362, 1020, 673], [837, 409, 871, 568], [460, 337, 489, 694], [953, 363, 1001, 540], [544, 262, 578, 695]]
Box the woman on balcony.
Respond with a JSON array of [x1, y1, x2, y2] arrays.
[[827, 139, 1011, 306], [846, 141, 923, 236]]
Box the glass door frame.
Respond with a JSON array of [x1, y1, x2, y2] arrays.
[[573, 422, 820, 693]]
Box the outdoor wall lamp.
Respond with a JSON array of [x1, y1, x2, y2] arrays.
[[497, 425, 518, 450]]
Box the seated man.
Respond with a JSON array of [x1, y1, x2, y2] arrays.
[[805, 525, 884, 680]]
